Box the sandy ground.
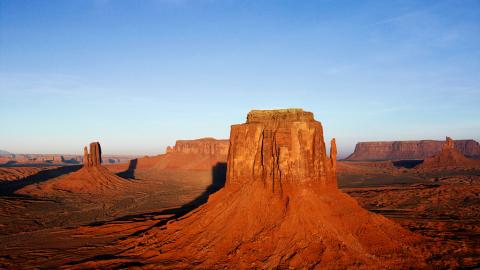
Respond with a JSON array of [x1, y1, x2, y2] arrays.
[[0, 161, 478, 269]]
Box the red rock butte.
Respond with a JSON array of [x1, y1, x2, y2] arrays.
[[227, 108, 336, 190], [102, 109, 427, 269], [417, 136, 480, 169], [83, 142, 102, 167], [18, 141, 129, 196]]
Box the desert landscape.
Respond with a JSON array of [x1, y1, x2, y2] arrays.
[[0, 109, 479, 269], [1, 1, 479, 269]]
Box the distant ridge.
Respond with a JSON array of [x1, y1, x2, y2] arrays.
[[346, 139, 480, 161], [0, 150, 12, 156]]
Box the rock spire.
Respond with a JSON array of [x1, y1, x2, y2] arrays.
[[83, 142, 102, 167], [443, 136, 454, 150]]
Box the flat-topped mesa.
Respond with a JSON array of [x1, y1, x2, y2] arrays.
[[227, 109, 337, 192], [166, 137, 229, 156], [247, 108, 314, 123], [83, 142, 102, 167], [347, 139, 480, 161]]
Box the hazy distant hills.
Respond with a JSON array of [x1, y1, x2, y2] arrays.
[[0, 150, 12, 156]]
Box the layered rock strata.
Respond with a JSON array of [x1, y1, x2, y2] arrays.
[[417, 137, 480, 169], [98, 109, 427, 269], [227, 109, 336, 190], [346, 139, 480, 161], [165, 137, 229, 156]]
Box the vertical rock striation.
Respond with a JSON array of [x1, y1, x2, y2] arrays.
[[227, 109, 336, 192], [166, 138, 229, 156], [83, 142, 102, 167], [107, 109, 427, 269], [346, 139, 480, 161]]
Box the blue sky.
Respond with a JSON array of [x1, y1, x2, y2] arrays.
[[1, 0, 479, 157]]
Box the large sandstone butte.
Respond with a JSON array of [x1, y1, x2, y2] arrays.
[[93, 109, 426, 269], [346, 139, 480, 161], [417, 137, 480, 169]]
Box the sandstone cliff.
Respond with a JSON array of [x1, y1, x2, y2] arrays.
[[417, 137, 480, 169], [346, 139, 480, 161], [165, 137, 229, 156], [101, 109, 426, 269], [227, 109, 336, 190]]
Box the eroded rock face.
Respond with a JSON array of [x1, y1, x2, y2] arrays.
[[83, 142, 102, 167], [166, 137, 229, 156], [227, 109, 336, 191], [417, 137, 479, 169], [98, 109, 426, 269], [346, 139, 480, 161], [444, 136, 454, 150]]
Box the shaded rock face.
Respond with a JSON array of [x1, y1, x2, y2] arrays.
[[444, 136, 454, 150], [417, 137, 479, 169], [83, 142, 102, 167], [166, 137, 229, 156], [346, 139, 480, 161], [101, 109, 426, 269], [227, 109, 336, 191]]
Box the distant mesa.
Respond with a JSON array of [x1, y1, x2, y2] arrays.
[[107, 109, 426, 269], [416, 137, 480, 169], [346, 138, 480, 161], [165, 137, 229, 156], [107, 137, 229, 181], [0, 149, 12, 156]]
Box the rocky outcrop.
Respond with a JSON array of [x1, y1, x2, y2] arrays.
[[227, 109, 336, 190], [103, 109, 426, 269], [330, 138, 337, 174], [346, 139, 480, 161], [83, 142, 102, 167], [417, 137, 480, 169], [444, 136, 454, 150], [165, 137, 229, 156]]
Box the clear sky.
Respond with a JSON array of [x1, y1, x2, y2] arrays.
[[1, 0, 479, 157]]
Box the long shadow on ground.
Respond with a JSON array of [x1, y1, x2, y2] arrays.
[[117, 159, 138, 179], [0, 165, 82, 196], [83, 162, 226, 232], [66, 162, 227, 266]]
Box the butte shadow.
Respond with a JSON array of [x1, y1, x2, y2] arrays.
[[70, 109, 428, 269], [16, 142, 133, 198]]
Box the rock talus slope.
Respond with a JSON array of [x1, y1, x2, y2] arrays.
[[94, 109, 427, 269], [417, 137, 480, 169], [18, 142, 129, 197]]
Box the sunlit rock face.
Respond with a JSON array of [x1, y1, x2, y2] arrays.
[[166, 138, 229, 156], [83, 142, 102, 167], [346, 139, 480, 161], [84, 109, 427, 270], [227, 109, 337, 192], [418, 136, 480, 169]]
